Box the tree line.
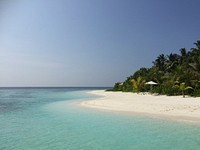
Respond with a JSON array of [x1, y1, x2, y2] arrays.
[[110, 40, 200, 97]]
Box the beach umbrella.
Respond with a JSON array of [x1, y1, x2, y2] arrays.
[[145, 81, 158, 85], [145, 81, 158, 92]]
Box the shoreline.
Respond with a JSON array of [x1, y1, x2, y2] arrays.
[[81, 90, 200, 123]]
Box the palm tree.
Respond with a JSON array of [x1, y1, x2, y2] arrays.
[[166, 53, 179, 72], [189, 50, 200, 80], [153, 54, 167, 71], [179, 48, 189, 65], [174, 82, 192, 98], [190, 41, 200, 57], [180, 48, 187, 57], [130, 77, 145, 93], [187, 41, 200, 76], [194, 41, 200, 50]]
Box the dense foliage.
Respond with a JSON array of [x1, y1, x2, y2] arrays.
[[110, 41, 200, 97]]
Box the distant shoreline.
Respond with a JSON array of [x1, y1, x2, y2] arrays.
[[81, 90, 200, 123]]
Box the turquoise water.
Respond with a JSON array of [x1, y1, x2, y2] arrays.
[[0, 88, 200, 150]]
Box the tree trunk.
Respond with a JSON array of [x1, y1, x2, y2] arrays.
[[182, 90, 185, 98]]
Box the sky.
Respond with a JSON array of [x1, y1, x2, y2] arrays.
[[0, 0, 200, 87]]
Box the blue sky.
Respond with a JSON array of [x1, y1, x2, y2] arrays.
[[0, 0, 200, 87]]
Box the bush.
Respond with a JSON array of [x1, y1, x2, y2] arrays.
[[191, 89, 200, 97], [111, 82, 123, 91], [160, 85, 180, 96], [152, 86, 162, 94]]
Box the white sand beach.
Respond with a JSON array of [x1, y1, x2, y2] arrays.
[[81, 90, 200, 122]]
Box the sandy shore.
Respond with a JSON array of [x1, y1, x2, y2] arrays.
[[81, 90, 200, 122]]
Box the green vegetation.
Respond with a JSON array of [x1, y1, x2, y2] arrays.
[[130, 77, 145, 93], [110, 40, 200, 97], [173, 82, 193, 97]]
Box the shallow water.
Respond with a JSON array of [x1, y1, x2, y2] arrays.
[[0, 87, 200, 150]]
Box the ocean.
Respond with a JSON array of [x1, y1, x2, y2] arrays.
[[0, 87, 200, 150]]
